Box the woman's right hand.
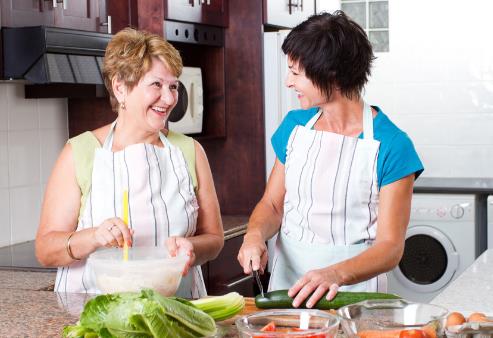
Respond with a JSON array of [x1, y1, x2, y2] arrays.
[[237, 232, 268, 275], [93, 217, 134, 249]]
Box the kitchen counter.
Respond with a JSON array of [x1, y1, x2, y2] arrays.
[[414, 177, 493, 194], [432, 248, 493, 314], [4, 247, 493, 337], [0, 269, 55, 291]]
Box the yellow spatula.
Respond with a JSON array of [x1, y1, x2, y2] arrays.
[[122, 190, 129, 261]]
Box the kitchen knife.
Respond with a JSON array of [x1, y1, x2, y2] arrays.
[[250, 261, 264, 297]]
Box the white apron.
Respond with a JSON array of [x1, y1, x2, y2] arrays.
[[269, 103, 387, 292], [55, 122, 206, 298]]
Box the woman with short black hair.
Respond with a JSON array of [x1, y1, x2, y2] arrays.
[[238, 11, 423, 307]]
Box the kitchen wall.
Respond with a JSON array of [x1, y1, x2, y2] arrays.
[[364, 0, 493, 177], [0, 82, 68, 247]]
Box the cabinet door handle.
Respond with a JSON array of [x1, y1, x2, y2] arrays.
[[52, 0, 65, 8], [222, 275, 253, 288], [100, 16, 112, 34]]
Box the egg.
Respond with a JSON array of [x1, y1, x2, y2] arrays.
[[467, 312, 488, 322], [446, 312, 466, 327]]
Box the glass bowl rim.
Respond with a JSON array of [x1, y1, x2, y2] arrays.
[[235, 308, 340, 335], [336, 298, 448, 321]]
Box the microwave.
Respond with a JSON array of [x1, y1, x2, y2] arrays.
[[168, 67, 204, 134]]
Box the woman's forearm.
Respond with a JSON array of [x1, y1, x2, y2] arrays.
[[188, 233, 224, 266], [36, 228, 98, 267], [333, 239, 404, 286], [245, 199, 283, 242]]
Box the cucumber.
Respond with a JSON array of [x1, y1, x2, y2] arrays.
[[255, 289, 401, 309]]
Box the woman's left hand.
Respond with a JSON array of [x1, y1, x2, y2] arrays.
[[288, 267, 343, 308], [166, 236, 195, 276]]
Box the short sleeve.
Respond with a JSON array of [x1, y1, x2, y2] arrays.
[[271, 108, 318, 164], [378, 132, 424, 188]]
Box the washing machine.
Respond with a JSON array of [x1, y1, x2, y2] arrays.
[[388, 194, 476, 303]]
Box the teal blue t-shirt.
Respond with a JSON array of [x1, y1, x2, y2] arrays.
[[271, 106, 424, 189]]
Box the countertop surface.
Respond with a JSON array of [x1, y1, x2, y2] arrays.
[[432, 248, 493, 314], [3, 247, 493, 337], [414, 177, 493, 193]]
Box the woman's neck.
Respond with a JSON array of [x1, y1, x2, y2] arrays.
[[317, 96, 364, 136], [111, 117, 162, 151]]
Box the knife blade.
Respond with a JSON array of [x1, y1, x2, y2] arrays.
[[250, 261, 264, 297]]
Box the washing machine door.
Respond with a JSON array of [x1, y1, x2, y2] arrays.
[[393, 225, 459, 293]]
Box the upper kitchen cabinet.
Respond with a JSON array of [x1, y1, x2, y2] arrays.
[[165, 0, 228, 27], [263, 0, 315, 28], [1, 0, 54, 26], [54, 0, 107, 33], [1, 0, 108, 33]]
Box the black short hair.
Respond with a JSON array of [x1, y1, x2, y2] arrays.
[[282, 10, 375, 100]]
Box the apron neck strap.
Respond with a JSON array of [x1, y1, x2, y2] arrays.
[[102, 120, 171, 150], [304, 102, 374, 140], [362, 102, 374, 140]]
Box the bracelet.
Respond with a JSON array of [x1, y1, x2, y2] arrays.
[[66, 231, 81, 261]]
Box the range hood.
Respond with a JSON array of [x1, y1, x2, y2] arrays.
[[1, 26, 111, 97]]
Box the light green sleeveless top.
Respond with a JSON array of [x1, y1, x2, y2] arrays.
[[68, 130, 197, 221]]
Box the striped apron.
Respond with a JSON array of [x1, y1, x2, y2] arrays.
[[269, 103, 387, 292], [55, 121, 206, 298]]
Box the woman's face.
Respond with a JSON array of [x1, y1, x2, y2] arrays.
[[122, 57, 179, 132], [285, 58, 327, 109]]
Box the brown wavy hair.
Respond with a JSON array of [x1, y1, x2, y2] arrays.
[[103, 28, 183, 112]]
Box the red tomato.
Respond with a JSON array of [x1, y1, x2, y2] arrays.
[[260, 321, 276, 332], [399, 329, 427, 338]]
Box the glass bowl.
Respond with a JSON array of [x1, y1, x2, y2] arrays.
[[337, 299, 448, 337], [235, 309, 340, 337], [87, 246, 187, 296]]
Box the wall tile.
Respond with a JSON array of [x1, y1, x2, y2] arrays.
[[6, 83, 39, 131], [366, 0, 493, 178], [391, 114, 493, 147], [40, 129, 68, 184], [8, 130, 40, 187], [418, 145, 493, 178], [38, 99, 68, 130], [0, 188, 11, 247], [0, 85, 7, 131], [0, 131, 8, 188], [10, 185, 40, 244]]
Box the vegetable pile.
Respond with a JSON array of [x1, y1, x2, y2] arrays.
[[63, 289, 245, 338]]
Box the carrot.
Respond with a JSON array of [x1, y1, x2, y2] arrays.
[[357, 329, 402, 338]]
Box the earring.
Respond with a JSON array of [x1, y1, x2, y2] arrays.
[[120, 101, 126, 110]]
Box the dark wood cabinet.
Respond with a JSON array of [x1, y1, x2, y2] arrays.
[[1, 0, 54, 27], [204, 235, 256, 296], [54, 0, 103, 32], [165, 0, 228, 27], [1, 0, 106, 33]]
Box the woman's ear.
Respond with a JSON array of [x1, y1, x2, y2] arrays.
[[112, 76, 127, 106]]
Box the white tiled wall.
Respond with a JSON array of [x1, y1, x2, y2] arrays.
[[364, 0, 493, 178], [0, 82, 68, 247]]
